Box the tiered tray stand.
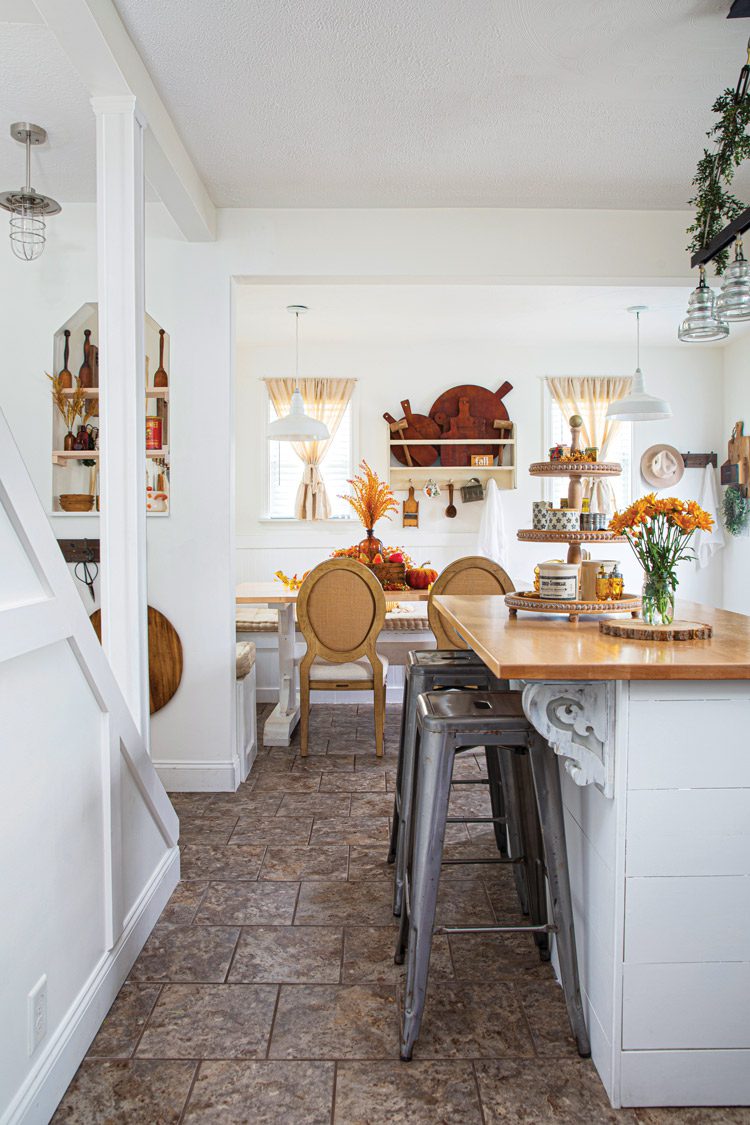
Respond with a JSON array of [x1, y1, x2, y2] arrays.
[[509, 417, 639, 622]]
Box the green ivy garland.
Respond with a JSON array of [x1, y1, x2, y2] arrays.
[[723, 485, 750, 536], [687, 86, 750, 274]]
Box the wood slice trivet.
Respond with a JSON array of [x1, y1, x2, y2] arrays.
[[599, 619, 713, 642], [90, 605, 183, 713]]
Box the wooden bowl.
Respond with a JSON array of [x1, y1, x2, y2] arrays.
[[59, 493, 94, 512]]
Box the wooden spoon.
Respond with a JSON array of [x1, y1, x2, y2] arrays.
[[445, 482, 457, 518]]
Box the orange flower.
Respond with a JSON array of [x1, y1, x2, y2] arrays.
[[340, 460, 398, 528]]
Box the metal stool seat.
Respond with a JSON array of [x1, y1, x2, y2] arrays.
[[388, 649, 511, 918], [398, 689, 591, 1063]]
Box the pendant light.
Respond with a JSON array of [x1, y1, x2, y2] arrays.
[[267, 306, 330, 442], [606, 306, 672, 423], [716, 238, 750, 321], [0, 123, 61, 261], [678, 265, 729, 342]]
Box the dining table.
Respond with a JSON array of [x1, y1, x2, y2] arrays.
[[432, 593, 750, 1110], [235, 581, 429, 746]]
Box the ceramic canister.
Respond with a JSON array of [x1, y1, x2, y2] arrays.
[[580, 559, 618, 601], [538, 562, 580, 601], [532, 500, 552, 530], [547, 508, 582, 533]]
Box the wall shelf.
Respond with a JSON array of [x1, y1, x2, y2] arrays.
[[387, 423, 517, 491]]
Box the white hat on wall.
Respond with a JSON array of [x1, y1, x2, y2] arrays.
[[640, 444, 685, 490]]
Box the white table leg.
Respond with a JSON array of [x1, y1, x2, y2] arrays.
[[263, 602, 300, 746]]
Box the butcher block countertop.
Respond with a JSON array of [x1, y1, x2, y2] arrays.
[[433, 595, 750, 681]]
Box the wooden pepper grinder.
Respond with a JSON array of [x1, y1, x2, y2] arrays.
[[59, 329, 73, 389], [79, 329, 94, 389], [153, 329, 168, 387]]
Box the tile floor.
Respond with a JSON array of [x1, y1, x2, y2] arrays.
[[54, 704, 750, 1124]]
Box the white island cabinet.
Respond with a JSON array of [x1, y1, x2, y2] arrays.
[[434, 595, 750, 1109]]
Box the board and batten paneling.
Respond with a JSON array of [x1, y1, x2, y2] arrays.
[[623, 963, 750, 1050], [625, 875, 750, 964], [626, 788, 750, 877]]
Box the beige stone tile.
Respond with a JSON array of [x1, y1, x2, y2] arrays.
[[183, 1060, 334, 1124], [296, 880, 396, 927], [128, 925, 239, 983], [195, 881, 299, 926], [179, 844, 265, 881], [229, 926, 343, 984], [449, 930, 554, 980], [277, 792, 351, 818], [348, 845, 394, 881], [177, 815, 239, 846], [320, 771, 387, 792], [350, 792, 396, 817], [206, 791, 283, 817], [260, 845, 349, 882], [269, 983, 400, 1059], [310, 816, 389, 846], [86, 985, 162, 1058], [137, 984, 277, 1060], [229, 815, 313, 846], [516, 979, 579, 1057], [158, 880, 208, 925], [167, 792, 215, 817], [291, 755, 355, 773], [405, 980, 535, 1059], [343, 926, 452, 985], [476, 1058, 635, 1123], [335, 1060, 483, 1124], [253, 772, 322, 793], [51, 1060, 196, 1123]]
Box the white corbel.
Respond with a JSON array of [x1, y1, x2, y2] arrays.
[[520, 681, 615, 798]]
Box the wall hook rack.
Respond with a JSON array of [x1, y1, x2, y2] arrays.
[[680, 452, 718, 469]]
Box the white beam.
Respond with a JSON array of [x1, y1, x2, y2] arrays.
[[94, 95, 149, 740], [33, 0, 216, 241]]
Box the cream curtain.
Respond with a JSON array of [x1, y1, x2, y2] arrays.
[[265, 377, 356, 520], [546, 376, 632, 514]]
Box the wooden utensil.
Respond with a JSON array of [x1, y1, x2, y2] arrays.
[[445, 482, 457, 517], [384, 411, 413, 467], [383, 401, 440, 466], [90, 605, 183, 714], [59, 329, 73, 389], [78, 330, 94, 389], [402, 484, 419, 527], [440, 397, 494, 467], [154, 328, 168, 387]]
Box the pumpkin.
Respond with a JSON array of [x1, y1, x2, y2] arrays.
[[406, 563, 438, 590]]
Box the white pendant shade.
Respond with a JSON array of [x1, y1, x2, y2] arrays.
[[267, 305, 330, 442], [267, 387, 329, 440], [606, 305, 672, 422]]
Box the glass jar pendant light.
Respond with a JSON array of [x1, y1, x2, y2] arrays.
[[606, 306, 672, 423], [678, 265, 729, 342], [717, 238, 750, 321], [267, 306, 330, 442], [0, 123, 61, 261]]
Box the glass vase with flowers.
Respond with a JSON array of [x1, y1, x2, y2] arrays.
[[609, 494, 713, 626], [340, 460, 398, 563]]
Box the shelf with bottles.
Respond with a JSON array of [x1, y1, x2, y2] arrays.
[[51, 303, 170, 517]]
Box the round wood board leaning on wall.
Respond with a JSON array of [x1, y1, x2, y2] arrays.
[[90, 606, 183, 713], [599, 619, 713, 642]]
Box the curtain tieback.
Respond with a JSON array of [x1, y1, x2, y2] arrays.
[[302, 464, 325, 493]]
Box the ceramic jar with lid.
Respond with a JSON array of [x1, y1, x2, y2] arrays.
[[538, 562, 580, 601]]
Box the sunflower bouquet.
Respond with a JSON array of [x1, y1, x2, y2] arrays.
[[609, 494, 713, 625]]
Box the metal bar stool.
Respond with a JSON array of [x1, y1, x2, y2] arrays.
[[398, 689, 590, 1063], [388, 650, 511, 918]]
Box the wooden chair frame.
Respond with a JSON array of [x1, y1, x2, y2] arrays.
[[297, 558, 388, 756], [428, 555, 514, 649]]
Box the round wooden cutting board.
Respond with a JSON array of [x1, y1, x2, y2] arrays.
[[90, 605, 183, 713], [599, 619, 713, 642]]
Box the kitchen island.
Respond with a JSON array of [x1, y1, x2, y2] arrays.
[[434, 595, 750, 1109]]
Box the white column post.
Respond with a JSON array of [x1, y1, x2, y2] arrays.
[[93, 95, 149, 741]]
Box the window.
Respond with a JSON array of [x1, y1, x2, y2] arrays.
[[545, 389, 632, 512], [267, 398, 354, 519]]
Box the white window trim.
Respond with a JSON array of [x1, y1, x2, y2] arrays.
[[262, 381, 360, 522]]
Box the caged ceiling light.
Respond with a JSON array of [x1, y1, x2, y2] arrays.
[[266, 306, 330, 442], [0, 123, 61, 262], [606, 306, 672, 423]]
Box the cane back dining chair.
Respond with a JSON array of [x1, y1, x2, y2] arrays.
[[427, 555, 514, 648], [296, 558, 388, 757]]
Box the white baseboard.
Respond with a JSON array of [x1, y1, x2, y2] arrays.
[[153, 758, 241, 792], [3, 846, 180, 1125], [620, 1049, 750, 1106]]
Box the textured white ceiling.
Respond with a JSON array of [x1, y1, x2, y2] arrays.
[[113, 0, 750, 208], [235, 282, 750, 347]]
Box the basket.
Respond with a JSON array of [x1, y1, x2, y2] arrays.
[[59, 493, 95, 513], [370, 561, 406, 588], [460, 477, 484, 503]]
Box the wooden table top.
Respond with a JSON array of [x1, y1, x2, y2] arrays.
[[433, 595, 750, 681], [236, 581, 429, 604]]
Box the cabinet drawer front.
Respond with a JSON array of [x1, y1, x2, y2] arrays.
[[625, 876, 750, 963], [626, 789, 750, 877], [623, 963, 750, 1050], [628, 698, 750, 790]]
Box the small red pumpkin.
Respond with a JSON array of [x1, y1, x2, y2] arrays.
[[406, 563, 438, 590]]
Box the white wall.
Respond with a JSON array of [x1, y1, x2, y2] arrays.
[[722, 331, 750, 615], [236, 335, 725, 606]]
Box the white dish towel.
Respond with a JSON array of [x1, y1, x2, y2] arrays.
[[477, 479, 509, 570], [696, 464, 725, 569]]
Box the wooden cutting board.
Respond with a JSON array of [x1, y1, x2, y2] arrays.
[[430, 381, 513, 430], [402, 484, 419, 527], [90, 605, 183, 714], [440, 396, 495, 467], [599, 619, 713, 642]]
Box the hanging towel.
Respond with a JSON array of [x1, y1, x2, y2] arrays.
[[477, 479, 509, 570], [696, 464, 725, 569]]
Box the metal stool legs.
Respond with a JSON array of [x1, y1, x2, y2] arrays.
[[527, 731, 590, 1056]]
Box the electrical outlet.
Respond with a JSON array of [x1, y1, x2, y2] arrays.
[[27, 975, 47, 1055]]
